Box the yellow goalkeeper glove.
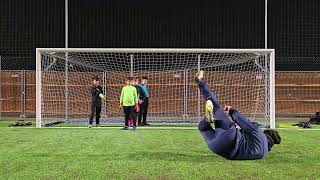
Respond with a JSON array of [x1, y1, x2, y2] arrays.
[[99, 93, 106, 100]]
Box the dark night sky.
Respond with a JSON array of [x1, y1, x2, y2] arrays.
[[0, 0, 320, 70]]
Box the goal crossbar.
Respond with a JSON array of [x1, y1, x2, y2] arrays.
[[37, 48, 274, 54]]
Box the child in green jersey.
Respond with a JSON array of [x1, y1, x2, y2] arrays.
[[120, 76, 138, 130]]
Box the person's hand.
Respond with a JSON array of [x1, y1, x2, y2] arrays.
[[119, 104, 123, 110], [235, 123, 241, 129], [99, 93, 106, 100], [135, 103, 140, 112], [224, 105, 232, 113], [138, 99, 143, 104], [224, 105, 237, 116]]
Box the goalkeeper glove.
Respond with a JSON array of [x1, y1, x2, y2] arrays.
[[99, 93, 106, 100], [138, 99, 144, 104], [135, 103, 140, 112]]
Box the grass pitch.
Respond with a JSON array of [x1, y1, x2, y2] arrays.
[[0, 120, 319, 179]]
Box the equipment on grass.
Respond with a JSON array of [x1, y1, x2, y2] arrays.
[[36, 48, 275, 128], [292, 121, 312, 128], [291, 112, 320, 128], [9, 120, 32, 127]]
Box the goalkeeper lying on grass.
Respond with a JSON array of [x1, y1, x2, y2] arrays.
[[196, 71, 281, 160]]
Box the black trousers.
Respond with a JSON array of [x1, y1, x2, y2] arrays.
[[133, 110, 138, 126], [89, 104, 102, 125], [138, 97, 149, 125], [124, 106, 135, 127]]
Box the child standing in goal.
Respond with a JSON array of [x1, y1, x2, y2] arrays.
[[89, 76, 105, 128], [130, 77, 145, 126], [138, 76, 150, 126], [120, 77, 138, 130]]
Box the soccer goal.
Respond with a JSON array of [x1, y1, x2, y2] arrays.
[[36, 48, 275, 128]]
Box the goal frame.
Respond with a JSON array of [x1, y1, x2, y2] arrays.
[[36, 48, 275, 128]]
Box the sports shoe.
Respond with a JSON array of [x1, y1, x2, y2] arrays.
[[205, 100, 214, 123], [195, 70, 204, 82], [96, 124, 101, 127], [121, 126, 129, 130], [132, 126, 137, 131], [88, 124, 92, 128]]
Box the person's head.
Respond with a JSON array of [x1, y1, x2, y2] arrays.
[[126, 76, 133, 85], [141, 76, 148, 84], [132, 77, 140, 85], [92, 76, 100, 86], [264, 129, 281, 151]]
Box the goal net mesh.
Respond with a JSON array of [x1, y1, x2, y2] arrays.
[[37, 49, 273, 127]]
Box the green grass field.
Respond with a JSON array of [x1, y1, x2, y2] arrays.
[[1, 120, 320, 179]]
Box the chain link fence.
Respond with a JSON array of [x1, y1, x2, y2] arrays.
[[0, 64, 319, 120], [0, 56, 35, 120], [276, 71, 320, 118]]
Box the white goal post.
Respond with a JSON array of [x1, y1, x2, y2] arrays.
[[36, 48, 275, 128]]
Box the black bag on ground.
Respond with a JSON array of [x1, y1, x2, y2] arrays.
[[9, 120, 32, 127], [292, 121, 311, 128]]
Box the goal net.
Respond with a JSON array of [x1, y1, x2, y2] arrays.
[[36, 48, 275, 128]]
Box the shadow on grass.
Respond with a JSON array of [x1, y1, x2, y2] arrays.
[[81, 151, 222, 163], [114, 149, 318, 164], [135, 151, 218, 162]]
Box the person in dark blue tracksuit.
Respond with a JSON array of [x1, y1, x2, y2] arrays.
[[196, 71, 281, 160]]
